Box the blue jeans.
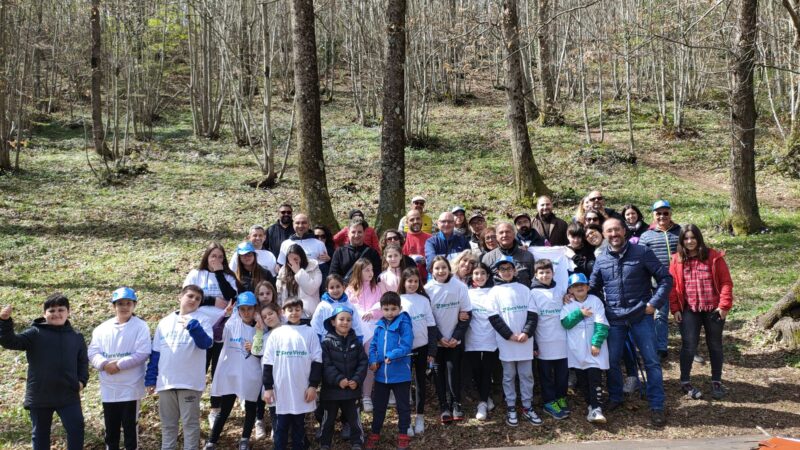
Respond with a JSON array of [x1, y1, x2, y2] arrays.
[[608, 314, 665, 410], [30, 402, 84, 450], [273, 413, 306, 450], [654, 301, 670, 352]]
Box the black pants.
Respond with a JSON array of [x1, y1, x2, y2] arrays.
[[465, 350, 498, 403], [576, 368, 603, 408], [372, 381, 411, 434], [319, 399, 363, 446], [208, 394, 257, 443], [434, 345, 464, 411], [102, 400, 138, 450], [274, 413, 306, 450], [411, 346, 430, 414], [30, 402, 84, 450], [537, 358, 569, 404], [205, 342, 224, 408], [679, 309, 725, 382]]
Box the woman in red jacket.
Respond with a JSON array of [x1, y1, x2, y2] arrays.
[[669, 224, 733, 400]]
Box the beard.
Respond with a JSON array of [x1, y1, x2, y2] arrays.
[[280, 215, 292, 225]]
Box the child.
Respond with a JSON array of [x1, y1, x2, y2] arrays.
[[255, 280, 278, 307], [263, 298, 322, 450], [230, 225, 278, 275], [251, 302, 283, 439], [565, 222, 595, 278], [319, 305, 369, 450], [465, 263, 498, 421], [561, 273, 610, 424], [365, 292, 414, 450], [398, 267, 438, 435], [233, 241, 276, 293], [487, 256, 541, 427], [205, 292, 262, 450], [378, 243, 406, 292], [252, 281, 278, 440], [311, 274, 365, 341], [145, 285, 214, 450], [88, 287, 151, 450], [424, 255, 472, 423], [0, 294, 88, 450]]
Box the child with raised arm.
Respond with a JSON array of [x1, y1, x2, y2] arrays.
[[0, 294, 88, 450], [145, 285, 214, 450], [88, 287, 151, 450], [251, 302, 283, 439]]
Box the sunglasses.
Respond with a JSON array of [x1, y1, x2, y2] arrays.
[[279, 210, 293, 215], [413, 201, 425, 205], [386, 235, 400, 241], [589, 196, 604, 202], [585, 216, 600, 222], [314, 234, 326, 240], [655, 212, 671, 217]]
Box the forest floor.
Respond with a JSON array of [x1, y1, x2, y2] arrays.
[[1, 83, 799, 449]]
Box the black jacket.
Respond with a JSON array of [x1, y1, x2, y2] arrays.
[[267, 221, 295, 259], [329, 244, 382, 284], [0, 318, 89, 409], [568, 245, 596, 278], [320, 323, 369, 401]]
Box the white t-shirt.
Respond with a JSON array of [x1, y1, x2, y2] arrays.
[[263, 324, 322, 415], [425, 277, 472, 342], [277, 237, 328, 266], [310, 299, 367, 340], [88, 316, 151, 402], [529, 246, 570, 290], [488, 282, 536, 362], [401, 293, 437, 350], [230, 249, 278, 276], [466, 288, 498, 352], [193, 305, 227, 338], [183, 269, 238, 299], [560, 295, 610, 370], [151, 310, 214, 392], [210, 316, 262, 401], [530, 284, 568, 360]]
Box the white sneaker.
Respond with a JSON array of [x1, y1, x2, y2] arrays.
[[362, 397, 373, 412], [254, 420, 267, 440], [586, 406, 607, 424], [476, 402, 488, 420], [388, 391, 396, 408], [506, 408, 519, 427], [406, 426, 415, 437], [623, 376, 639, 394], [414, 414, 425, 435], [487, 397, 496, 412], [208, 408, 220, 429]]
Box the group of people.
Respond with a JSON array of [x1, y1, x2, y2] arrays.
[[0, 189, 735, 450]]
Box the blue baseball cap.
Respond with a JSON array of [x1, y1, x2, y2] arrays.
[[329, 304, 354, 320], [568, 273, 589, 288], [236, 241, 256, 255], [651, 200, 672, 211], [111, 287, 138, 303], [491, 255, 515, 270], [236, 291, 257, 307]]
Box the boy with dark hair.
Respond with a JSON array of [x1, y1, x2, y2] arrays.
[[0, 293, 89, 450]]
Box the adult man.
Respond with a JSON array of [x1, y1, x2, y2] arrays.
[[267, 203, 295, 258], [402, 210, 432, 280], [585, 190, 624, 222], [589, 218, 672, 427], [332, 209, 381, 253], [276, 213, 330, 267], [638, 200, 682, 360], [424, 212, 468, 271], [452, 206, 468, 236], [513, 213, 545, 247], [467, 212, 486, 253], [329, 218, 382, 283], [481, 222, 535, 287], [398, 196, 436, 234], [531, 196, 569, 246]]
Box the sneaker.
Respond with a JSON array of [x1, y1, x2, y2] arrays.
[[414, 414, 425, 435], [397, 433, 411, 450], [586, 406, 607, 424], [406, 425, 415, 437], [254, 419, 267, 440], [452, 402, 465, 421], [650, 409, 666, 428], [505, 407, 519, 427], [341, 422, 351, 440], [605, 400, 623, 412], [694, 354, 706, 364], [362, 397, 373, 413], [389, 391, 397, 408], [623, 376, 640, 394], [364, 433, 381, 450], [352, 445, 363, 450], [475, 401, 488, 420], [557, 397, 571, 415], [711, 381, 727, 400], [681, 382, 703, 400], [238, 438, 250, 450], [543, 401, 568, 420], [487, 397, 496, 411], [204, 443, 216, 450], [440, 409, 453, 424], [208, 409, 220, 429], [521, 407, 543, 426]]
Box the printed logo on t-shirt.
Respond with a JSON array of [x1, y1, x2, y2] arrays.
[[101, 351, 133, 359], [434, 301, 459, 310], [472, 306, 490, 314], [410, 313, 428, 322], [275, 349, 309, 357], [500, 305, 528, 313], [539, 308, 561, 316]]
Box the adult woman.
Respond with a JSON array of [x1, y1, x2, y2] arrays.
[[276, 244, 323, 318], [451, 250, 478, 284], [621, 204, 648, 244], [584, 223, 605, 257], [669, 224, 733, 400], [233, 241, 276, 293], [479, 227, 499, 255], [580, 208, 607, 229]]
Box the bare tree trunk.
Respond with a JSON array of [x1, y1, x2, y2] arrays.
[[90, 0, 110, 160], [291, 0, 338, 230], [729, 0, 763, 234], [535, 0, 562, 125], [375, 0, 406, 235], [0, 0, 10, 171], [502, 0, 551, 203], [260, 1, 277, 184]]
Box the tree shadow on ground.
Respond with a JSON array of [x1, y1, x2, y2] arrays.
[[0, 222, 239, 243]]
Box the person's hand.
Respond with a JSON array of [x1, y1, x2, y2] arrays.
[[304, 387, 317, 402], [263, 389, 275, 404], [448, 338, 460, 348], [534, 350, 540, 357], [288, 259, 301, 274], [214, 297, 228, 309], [317, 252, 331, 263], [348, 380, 358, 389], [369, 363, 379, 372], [224, 299, 235, 317], [146, 386, 156, 395], [79, 382, 85, 392], [177, 315, 190, 328], [514, 333, 529, 343], [458, 311, 469, 321], [580, 307, 593, 318], [244, 341, 252, 353], [362, 312, 373, 322], [339, 378, 350, 389], [591, 345, 601, 356], [645, 304, 656, 315], [384, 357, 392, 364], [562, 293, 574, 305], [0, 305, 11, 320], [717, 309, 729, 320], [255, 314, 265, 331], [674, 311, 682, 323], [208, 260, 223, 272], [104, 361, 121, 375]]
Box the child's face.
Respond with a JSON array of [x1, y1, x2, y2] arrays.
[[286, 253, 301, 269], [284, 305, 303, 324], [432, 261, 450, 282], [327, 279, 344, 299], [179, 290, 202, 313], [471, 267, 488, 287], [238, 305, 255, 323], [361, 264, 374, 281], [44, 305, 69, 326], [208, 249, 224, 267], [332, 312, 352, 335], [381, 304, 401, 321], [404, 275, 419, 293], [249, 229, 266, 248], [586, 229, 603, 247], [535, 268, 553, 285], [384, 249, 402, 269], [568, 234, 584, 249], [113, 299, 136, 322], [624, 209, 639, 225], [261, 308, 281, 328], [497, 262, 516, 282], [257, 285, 273, 305], [569, 284, 589, 300], [240, 252, 256, 268]]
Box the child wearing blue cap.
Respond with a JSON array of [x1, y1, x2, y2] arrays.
[[88, 287, 151, 450], [561, 273, 610, 424]]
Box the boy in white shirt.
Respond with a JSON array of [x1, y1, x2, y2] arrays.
[[88, 287, 151, 450], [487, 256, 541, 427], [263, 298, 323, 450], [145, 285, 214, 450], [561, 273, 610, 424]]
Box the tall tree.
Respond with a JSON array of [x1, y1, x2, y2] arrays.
[[375, 0, 407, 234], [535, 0, 562, 125], [729, 0, 763, 234], [291, 0, 338, 230], [90, 0, 110, 159], [502, 0, 551, 203], [0, 0, 10, 170]]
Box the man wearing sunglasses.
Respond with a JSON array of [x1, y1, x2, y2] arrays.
[[585, 190, 624, 222], [267, 203, 296, 259]]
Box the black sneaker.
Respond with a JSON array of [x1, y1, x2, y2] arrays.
[[711, 381, 727, 400], [650, 409, 666, 428], [681, 382, 703, 400], [452, 402, 465, 421]]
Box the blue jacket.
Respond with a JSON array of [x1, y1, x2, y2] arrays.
[[589, 242, 673, 325], [424, 232, 468, 270], [638, 223, 681, 267], [369, 312, 413, 384]]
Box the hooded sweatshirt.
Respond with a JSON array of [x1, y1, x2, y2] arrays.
[[369, 311, 414, 384], [321, 306, 369, 401]]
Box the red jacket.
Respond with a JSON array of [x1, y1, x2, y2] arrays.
[[333, 226, 381, 254], [668, 248, 733, 314]]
